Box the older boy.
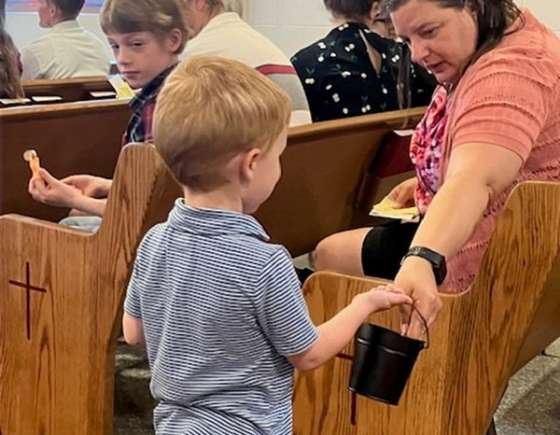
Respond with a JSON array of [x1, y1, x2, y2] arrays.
[[123, 56, 411, 434], [29, 0, 188, 221]]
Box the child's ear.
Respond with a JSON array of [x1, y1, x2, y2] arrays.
[[239, 148, 262, 183], [166, 28, 184, 53]]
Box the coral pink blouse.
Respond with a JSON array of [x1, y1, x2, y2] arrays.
[[411, 10, 560, 292]]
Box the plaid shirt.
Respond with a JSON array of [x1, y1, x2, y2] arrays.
[[123, 64, 176, 145]]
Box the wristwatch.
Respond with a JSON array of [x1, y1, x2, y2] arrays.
[[401, 246, 447, 285]]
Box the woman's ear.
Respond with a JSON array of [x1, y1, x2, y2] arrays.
[[239, 148, 262, 184], [369, 1, 382, 22]]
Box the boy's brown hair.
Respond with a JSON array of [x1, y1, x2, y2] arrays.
[[100, 0, 188, 54], [154, 56, 291, 191]]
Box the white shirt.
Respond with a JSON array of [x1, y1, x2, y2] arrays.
[[185, 13, 291, 68], [185, 13, 311, 122], [21, 20, 110, 80]]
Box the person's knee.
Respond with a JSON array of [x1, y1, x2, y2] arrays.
[[314, 229, 369, 275], [314, 234, 350, 272]]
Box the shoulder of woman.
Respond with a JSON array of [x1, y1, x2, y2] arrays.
[[463, 23, 560, 90]]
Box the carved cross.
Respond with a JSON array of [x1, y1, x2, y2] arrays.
[[8, 262, 47, 341]]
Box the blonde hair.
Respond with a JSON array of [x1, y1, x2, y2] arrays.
[[100, 0, 189, 54], [154, 56, 291, 191]]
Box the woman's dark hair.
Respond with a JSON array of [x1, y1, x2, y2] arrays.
[[383, 0, 522, 64], [323, 0, 377, 22], [0, 19, 23, 99]]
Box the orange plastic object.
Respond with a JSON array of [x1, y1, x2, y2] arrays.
[[23, 149, 41, 180]]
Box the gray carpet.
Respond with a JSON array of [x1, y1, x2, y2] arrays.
[[113, 339, 560, 434]]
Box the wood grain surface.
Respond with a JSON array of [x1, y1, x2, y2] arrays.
[[294, 181, 560, 435], [0, 145, 180, 435]]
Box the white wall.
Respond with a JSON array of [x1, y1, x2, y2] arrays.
[[6, 12, 110, 53], [5, 1, 560, 59], [251, 0, 560, 57]]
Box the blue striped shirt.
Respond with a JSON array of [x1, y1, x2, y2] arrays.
[[124, 199, 318, 434]]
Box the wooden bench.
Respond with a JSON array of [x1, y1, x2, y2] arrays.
[[0, 145, 180, 435], [0, 99, 131, 222], [22, 76, 115, 102], [293, 181, 560, 435], [256, 107, 423, 256], [0, 107, 423, 434]]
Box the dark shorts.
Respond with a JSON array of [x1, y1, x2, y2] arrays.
[[361, 221, 419, 279]]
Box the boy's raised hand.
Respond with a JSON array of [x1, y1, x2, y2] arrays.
[[357, 284, 413, 312], [28, 168, 83, 209], [61, 174, 112, 199]]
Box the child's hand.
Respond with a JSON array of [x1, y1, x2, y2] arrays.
[[28, 168, 83, 209], [356, 284, 413, 313], [61, 174, 112, 199]]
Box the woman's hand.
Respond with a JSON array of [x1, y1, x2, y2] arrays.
[[387, 177, 417, 208], [28, 168, 83, 209], [394, 256, 442, 339], [61, 174, 112, 199]]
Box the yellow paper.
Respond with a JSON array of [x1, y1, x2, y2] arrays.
[[108, 75, 135, 99], [370, 196, 419, 222]]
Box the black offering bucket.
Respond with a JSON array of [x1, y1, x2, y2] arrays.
[[349, 308, 428, 406]]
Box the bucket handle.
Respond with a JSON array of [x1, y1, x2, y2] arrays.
[[403, 303, 430, 349]]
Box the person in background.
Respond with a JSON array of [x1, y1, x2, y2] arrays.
[[28, 0, 188, 225], [183, 0, 312, 125], [291, 0, 435, 122], [370, 5, 396, 39], [0, 13, 23, 98], [21, 0, 110, 80]]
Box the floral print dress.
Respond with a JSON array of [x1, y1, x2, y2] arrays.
[[291, 22, 435, 122]]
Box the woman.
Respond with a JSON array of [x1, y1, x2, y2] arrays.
[[291, 0, 435, 122], [314, 0, 560, 337], [0, 14, 23, 99]]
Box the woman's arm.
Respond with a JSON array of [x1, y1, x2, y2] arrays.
[[395, 142, 523, 337]]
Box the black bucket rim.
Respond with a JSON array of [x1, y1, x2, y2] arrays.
[[357, 323, 425, 355]]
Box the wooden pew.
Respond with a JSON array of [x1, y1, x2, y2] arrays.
[[0, 108, 422, 434], [256, 107, 424, 257], [22, 76, 115, 102], [0, 99, 131, 222], [0, 145, 180, 435], [293, 181, 560, 435], [1, 104, 420, 237]]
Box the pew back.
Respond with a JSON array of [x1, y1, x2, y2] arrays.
[[294, 181, 560, 435], [255, 107, 424, 256], [0, 145, 180, 435], [22, 76, 115, 102], [0, 108, 423, 434], [0, 99, 131, 222]]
